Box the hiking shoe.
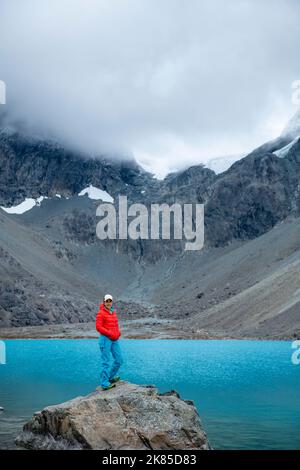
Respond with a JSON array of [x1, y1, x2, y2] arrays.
[[109, 376, 121, 384], [101, 383, 116, 391]]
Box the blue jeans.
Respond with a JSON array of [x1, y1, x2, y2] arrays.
[[99, 335, 124, 387]]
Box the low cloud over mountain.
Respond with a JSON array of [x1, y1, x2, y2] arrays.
[[1, 0, 300, 176]]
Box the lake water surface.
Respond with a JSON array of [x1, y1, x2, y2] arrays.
[[0, 339, 299, 449]]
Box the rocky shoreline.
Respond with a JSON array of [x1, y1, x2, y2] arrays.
[[0, 319, 295, 341]]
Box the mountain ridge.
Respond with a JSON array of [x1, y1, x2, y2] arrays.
[[0, 112, 300, 336]]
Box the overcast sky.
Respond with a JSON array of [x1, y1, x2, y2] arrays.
[[0, 0, 300, 177]]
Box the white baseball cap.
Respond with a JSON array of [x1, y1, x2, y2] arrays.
[[104, 294, 113, 301]]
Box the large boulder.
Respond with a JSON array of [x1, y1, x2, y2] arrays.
[[15, 381, 211, 450]]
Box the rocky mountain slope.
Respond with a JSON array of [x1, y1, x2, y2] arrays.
[[1, 122, 300, 250], [0, 128, 158, 207], [0, 111, 300, 337]]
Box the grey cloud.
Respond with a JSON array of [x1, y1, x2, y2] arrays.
[[0, 0, 300, 176]]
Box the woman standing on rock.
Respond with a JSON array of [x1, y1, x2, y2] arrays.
[[96, 294, 124, 391]]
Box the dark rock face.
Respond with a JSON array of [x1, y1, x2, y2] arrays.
[[0, 130, 157, 206], [204, 145, 300, 246], [15, 381, 211, 450], [1, 127, 299, 251]]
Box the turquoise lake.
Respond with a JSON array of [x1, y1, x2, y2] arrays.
[[0, 339, 299, 450]]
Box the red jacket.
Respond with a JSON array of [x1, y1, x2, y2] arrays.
[[96, 303, 121, 341]]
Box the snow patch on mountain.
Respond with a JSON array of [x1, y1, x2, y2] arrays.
[[1, 196, 48, 214], [78, 184, 114, 202], [274, 137, 300, 158], [206, 154, 244, 174]]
